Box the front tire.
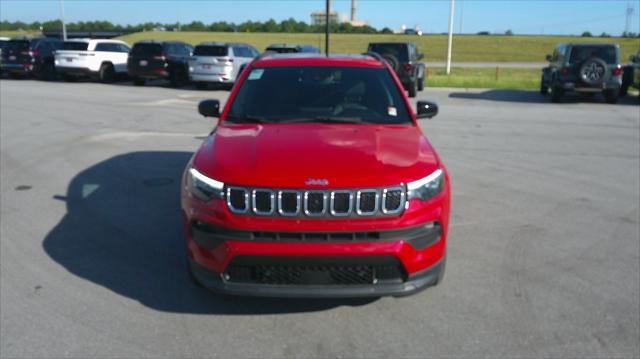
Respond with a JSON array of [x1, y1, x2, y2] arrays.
[[99, 63, 115, 83]]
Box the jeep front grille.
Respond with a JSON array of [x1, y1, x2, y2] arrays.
[[225, 186, 406, 217]]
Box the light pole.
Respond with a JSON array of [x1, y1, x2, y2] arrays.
[[446, 0, 454, 75], [325, 0, 330, 56], [59, 0, 67, 40]]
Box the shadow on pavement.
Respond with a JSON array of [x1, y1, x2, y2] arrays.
[[43, 151, 376, 314], [448, 89, 640, 106]]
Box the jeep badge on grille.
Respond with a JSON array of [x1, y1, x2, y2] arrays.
[[305, 178, 329, 186]]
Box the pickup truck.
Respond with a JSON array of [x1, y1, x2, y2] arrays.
[[54, 39, 130, 82]]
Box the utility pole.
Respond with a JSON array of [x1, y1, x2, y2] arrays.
[[446, 0, 454, 75], [624, 2, 634, 36], [59, 0, 67, 40], [458, 0, 463, 34], [325, 0, 330, 56]]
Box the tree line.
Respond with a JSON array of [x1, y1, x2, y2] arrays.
[[0, 19, 392, 34]]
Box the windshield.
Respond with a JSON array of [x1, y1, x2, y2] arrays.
[[368, 44, 408, 62], [227, 66, 411, 124], [194, 45, 228, 56], [130, 43, 162, 57], [62, 42, 89, 51], [569, 46, 617, 64]]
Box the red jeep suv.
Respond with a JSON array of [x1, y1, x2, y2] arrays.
[[182, 53, 450, 297]]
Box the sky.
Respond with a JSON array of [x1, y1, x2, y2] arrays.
[[1, 0, 639, 36]]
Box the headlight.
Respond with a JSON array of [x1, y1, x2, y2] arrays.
[[186, 167, 224, 201], [407, 169, 444, 202]]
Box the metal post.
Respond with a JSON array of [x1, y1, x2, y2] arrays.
[[446, 0, 454, 75], [325, 0, 330, 56], [59, 0, 67, 40]]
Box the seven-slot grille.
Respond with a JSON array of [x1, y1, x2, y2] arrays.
[[226, 186, 405, 217]]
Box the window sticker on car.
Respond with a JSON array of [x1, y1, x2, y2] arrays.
[[248, 69, 264, 80], [388, 107, 398, 117]]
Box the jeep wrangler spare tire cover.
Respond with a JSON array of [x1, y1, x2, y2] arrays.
[[382, 54, 400, 72], [579, 58, 607, 85]]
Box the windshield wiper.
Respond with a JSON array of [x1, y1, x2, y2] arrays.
[[225, 114, 271, 123], [282, 117, 365, 124]]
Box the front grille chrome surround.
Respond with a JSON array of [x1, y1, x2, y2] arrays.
[[278, 190, 301, 216], [227, 187, 249, 214], [304, 191, 327, 216], [356, 189, 379, 216], [251, 189, 275, 216], [330, 190, 353, 217], [225, 186, 407, 218], [381, 187, 406, 214]]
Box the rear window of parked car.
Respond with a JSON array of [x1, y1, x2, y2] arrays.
[[569, 46, 617, 64], [5, 40, 30, 51], [368, 43, 409, 62], [131, 43, 163, 57], [62, 42, 88, 51], [194, 45, 228, 56]]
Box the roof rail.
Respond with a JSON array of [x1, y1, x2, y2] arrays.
[[362, 51, 386, 64]]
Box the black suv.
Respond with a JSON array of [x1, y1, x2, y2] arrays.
[[1, 37, 62, 80], [264, 44, 321, 54], [541, 43, 622, 103], [127, 40, 193, 87], [367, 42, 425, 97]]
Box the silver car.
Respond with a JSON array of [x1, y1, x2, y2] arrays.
[[189, 42, 258, 89]]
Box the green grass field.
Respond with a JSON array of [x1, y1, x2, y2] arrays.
[[425, 67, 540, 89], [115, 31, 640, 63]]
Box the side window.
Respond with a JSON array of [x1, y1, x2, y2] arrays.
[[249, 46, 259, 57], [118, 44, 130, 53], [231, 46, 241, 57], [95, 43, 111, 52], [182, 45, 192, 56]]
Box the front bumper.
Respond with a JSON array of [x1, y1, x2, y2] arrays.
[[189, 257, 443, 298]]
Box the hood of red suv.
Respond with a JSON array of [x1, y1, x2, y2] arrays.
[[192, 123, 441, 188]]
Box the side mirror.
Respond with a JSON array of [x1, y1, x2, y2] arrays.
[[545, 54, 552, 62], [630, 55, 637, 63], [416, 101, 438, 119], [417, 53, 424, 60], [198, 99, 220, 118]]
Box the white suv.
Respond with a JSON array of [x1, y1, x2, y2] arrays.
[[55, 39, 130, 82], [188, 42, 258, 89]]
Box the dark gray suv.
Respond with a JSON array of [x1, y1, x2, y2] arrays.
[[541, 43, 622, 103], [367, 42, 425, 98]]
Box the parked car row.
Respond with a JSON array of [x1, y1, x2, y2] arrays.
[[0, 37, 324, 88]]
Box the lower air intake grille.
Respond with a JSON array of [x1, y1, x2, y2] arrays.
[[225, 256, 405, 286]]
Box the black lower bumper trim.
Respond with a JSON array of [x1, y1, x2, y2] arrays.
[[190, 221, 441, 250], [188, 258, 442, 298]]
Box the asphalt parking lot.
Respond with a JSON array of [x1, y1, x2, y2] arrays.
[[1, 79, 638, 358]]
